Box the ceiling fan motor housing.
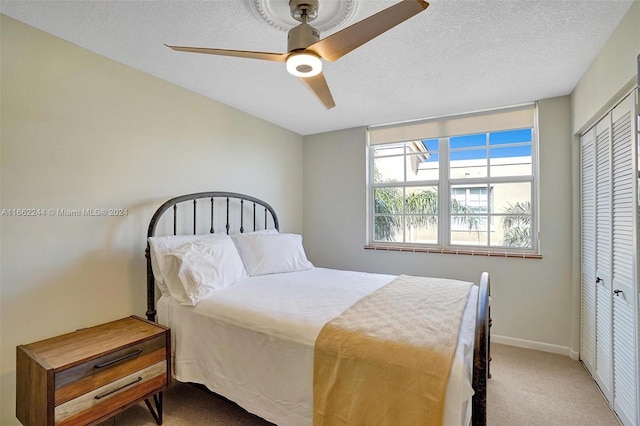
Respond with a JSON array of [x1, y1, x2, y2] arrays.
[[288, 22, 320, 52]]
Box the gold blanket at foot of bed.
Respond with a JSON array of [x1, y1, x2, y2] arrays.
[[313, 275, 472, 426]]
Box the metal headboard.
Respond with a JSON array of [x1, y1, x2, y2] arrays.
[[145, 191, 279, 320]]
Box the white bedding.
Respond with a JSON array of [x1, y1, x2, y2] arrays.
[[157, 267, 477, 426]]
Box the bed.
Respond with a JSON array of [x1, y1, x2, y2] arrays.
[[145, 191, 490, 426]]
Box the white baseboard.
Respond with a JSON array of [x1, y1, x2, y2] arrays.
[[492, 334, 580, 360]]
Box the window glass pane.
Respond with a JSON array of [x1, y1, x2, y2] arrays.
[[492, 182, 531, 213], [406, 140, 438, 181], [374, 187, 402, 214], [450, 217, 488, 246], [450, 214, 488, 232], [373, 184, 403, 242], [450, 185, 489, 234], [405, 186, 438, 214], [492, 215, 533, 248], [490, 145, 532, 158], [374, 215, 403, 242], [492, 183, 532, 248], [490, 129, 532, 145], [414, 155, 439, 180], [422, 139, 439, 152], [450, 133, 486, 149], [450, 185, 489, 212], [405, 174, 438, 243], [406, 140, 433, 154], [449, 149, 488, 178], [405, 216, 438, 244], [374, 156, 404, 183], [450, 148, 489, 161], [490, 145, 532, 177], [406, 154, 427, 181], [425, 152, 439, 163]]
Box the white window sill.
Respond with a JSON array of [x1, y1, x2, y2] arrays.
[[364, 244, 542, 259]]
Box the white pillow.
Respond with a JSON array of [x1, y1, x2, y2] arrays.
[[231, 228, 278, 239], [249, 228, 279, 234], [230, 228, 278, 252], [148, 233, 224, 296], [234, 233, 313, 276], [162, 235, 247, 306]]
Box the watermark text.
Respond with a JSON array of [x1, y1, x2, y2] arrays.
[[1, 208, 129, 217]]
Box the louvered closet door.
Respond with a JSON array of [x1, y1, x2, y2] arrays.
[[581, 127, 596, 375], [594, 114, 614, 402], [610, 93, 638, 426], [580, 90, 639, 426]]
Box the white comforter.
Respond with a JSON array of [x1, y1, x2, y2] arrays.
[[157, 267, 477, 426]]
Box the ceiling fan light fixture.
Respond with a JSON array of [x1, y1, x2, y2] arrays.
[[286, 52, 322, 77]]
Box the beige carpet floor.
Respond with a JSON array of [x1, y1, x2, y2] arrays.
[[99, 343, 620, 426], [487, 344, 619, 426]]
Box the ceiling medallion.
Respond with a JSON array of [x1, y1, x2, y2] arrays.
[[243, 0, 359, 33]]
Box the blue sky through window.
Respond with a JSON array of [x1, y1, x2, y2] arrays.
[[450, 133, 486, 149], [490, 129, 532, 145], [421, 129, 532, 162]]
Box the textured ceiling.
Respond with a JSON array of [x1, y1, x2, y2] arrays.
[[0, 0, 634, 135]]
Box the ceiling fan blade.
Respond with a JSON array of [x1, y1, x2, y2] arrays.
[[298, 72, 336, 109], [308, 0, 429, 62], [165, 45, 288, 62]]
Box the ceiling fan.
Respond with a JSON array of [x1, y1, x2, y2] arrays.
[[166, 0, 429, 109]]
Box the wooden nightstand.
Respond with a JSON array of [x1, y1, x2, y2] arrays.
[[16, 315, 170, 426]]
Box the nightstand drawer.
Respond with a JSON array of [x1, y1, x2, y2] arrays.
[[55, 335, 165, 390], [55, 361, 166, 425], [55, 345, 166, 406]]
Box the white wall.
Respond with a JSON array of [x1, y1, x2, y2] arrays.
[[571, 0, 639, 134], [303, 96, 574, 354], [0, 15, 303, 424]]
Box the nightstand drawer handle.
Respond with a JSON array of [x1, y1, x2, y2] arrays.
[[94, 349, 142, 368], [94, 377, 143, 400]]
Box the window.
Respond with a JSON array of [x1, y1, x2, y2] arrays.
[[368, 104, 537, 253], [450, 186, 490, 232]]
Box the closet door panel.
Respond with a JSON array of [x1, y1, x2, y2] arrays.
[[613, 294, 636, 426], [611, 94, 637, 426], [595, 116, 613, 401], [581, 128, 597, 375]]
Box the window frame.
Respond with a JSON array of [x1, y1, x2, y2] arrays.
[[366, 106, 539, 255]]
